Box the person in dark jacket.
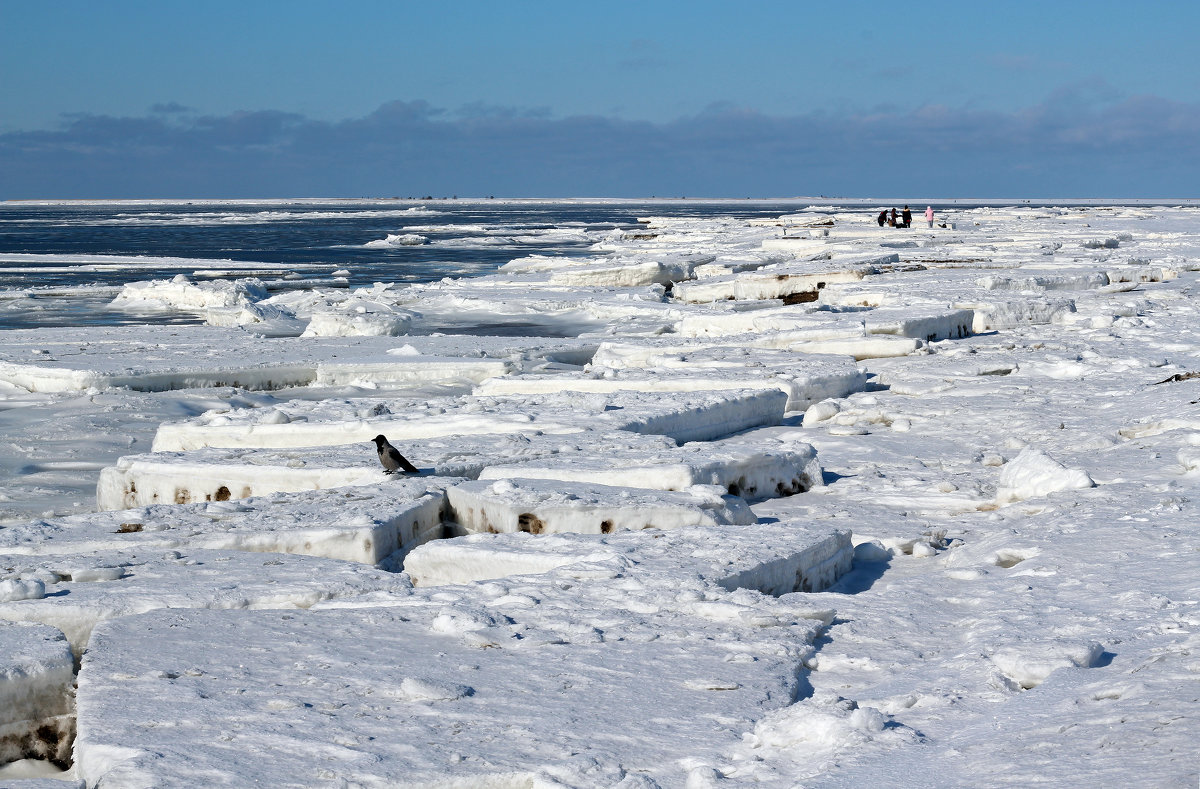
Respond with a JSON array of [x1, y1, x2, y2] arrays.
[[901, 205, 912, 228], [877, 210, 887, 227]]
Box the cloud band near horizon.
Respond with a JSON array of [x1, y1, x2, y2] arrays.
[[3, 91, 1198, 199]]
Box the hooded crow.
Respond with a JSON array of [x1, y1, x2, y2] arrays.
[[372, 434, 420, 474]]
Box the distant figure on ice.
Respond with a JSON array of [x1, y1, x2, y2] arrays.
[[373, 434, 420, 474], [889, 208, 898, 227], [925, 205, 935, 228], [901, 206, 912, 228], [877, 210, 887, 227]]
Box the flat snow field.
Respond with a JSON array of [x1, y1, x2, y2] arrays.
[[0, 202, 1198, 787]]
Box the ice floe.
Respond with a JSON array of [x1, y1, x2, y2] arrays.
[[2, 200, 1199, 785]]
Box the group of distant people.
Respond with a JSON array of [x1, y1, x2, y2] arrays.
[[877, 205, 935, 228]]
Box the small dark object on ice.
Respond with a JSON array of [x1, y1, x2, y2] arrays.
[[372, 434, 419, 474], [1155, 371, 1200, 385]]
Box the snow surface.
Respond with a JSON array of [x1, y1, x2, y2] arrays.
[[0, 201, 1198, 786]]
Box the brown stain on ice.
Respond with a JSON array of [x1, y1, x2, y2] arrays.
[[517, 513, 545, 534]]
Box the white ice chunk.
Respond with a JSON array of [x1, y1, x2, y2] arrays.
[[996, 447, 1095, 503], [300, 307, 415, 337], [111, 275, 267, 310], [990, 640, 1105, 689]]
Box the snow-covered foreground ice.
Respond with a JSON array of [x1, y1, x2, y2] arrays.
[[0, 201, 1199, 787]]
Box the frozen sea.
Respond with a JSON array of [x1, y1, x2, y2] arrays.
[[0, 199, 813, 330], [0, 198, 1197, 787]]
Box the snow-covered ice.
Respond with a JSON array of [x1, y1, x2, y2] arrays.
[[72, 523, 845, 787], [0, 548, 413, 656], [1, 200, 1198, 786]]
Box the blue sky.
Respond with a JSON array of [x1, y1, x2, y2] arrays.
[[2, 0, 1197, 198]]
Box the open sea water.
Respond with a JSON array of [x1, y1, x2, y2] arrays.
[[0, 199, 811, 331]]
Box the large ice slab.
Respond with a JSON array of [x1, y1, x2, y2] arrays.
[[150, 405, 568, 452], [1, 481, 448, 566], [589, 339, 868, 394], [0, 622, 75, 769], [406, 520, 853, 594], [479, 434, 824, 502], [676, 303, 859, 337], [445, 477, 755, 535], [0, 549, 413, 655], [97, 432, 678, 510], [73, 523, 846, 787], [0, 327, 510, 392], [150, 387, 788, 451], [475, 362, 865, 412]]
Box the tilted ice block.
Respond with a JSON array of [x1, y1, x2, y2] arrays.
[[151, 387, 785, 451], [446, 478, 756, 535], [2, 481, 448, 566], [862, 307, 974, 342], [0, 326, 511, 393], [98, 432, 678, 510], [475, 363, 866, 412], [0, 622, 75, 768], [471, 388, 791, 443], [0, 549, 413, 656], [479, 434, 823, 502], [596, 388, 787, 443]]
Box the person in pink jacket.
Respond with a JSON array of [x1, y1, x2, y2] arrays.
[[925, 205, 935, 228]]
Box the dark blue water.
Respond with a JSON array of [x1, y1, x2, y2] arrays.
[[0, 199, 811, 329]]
